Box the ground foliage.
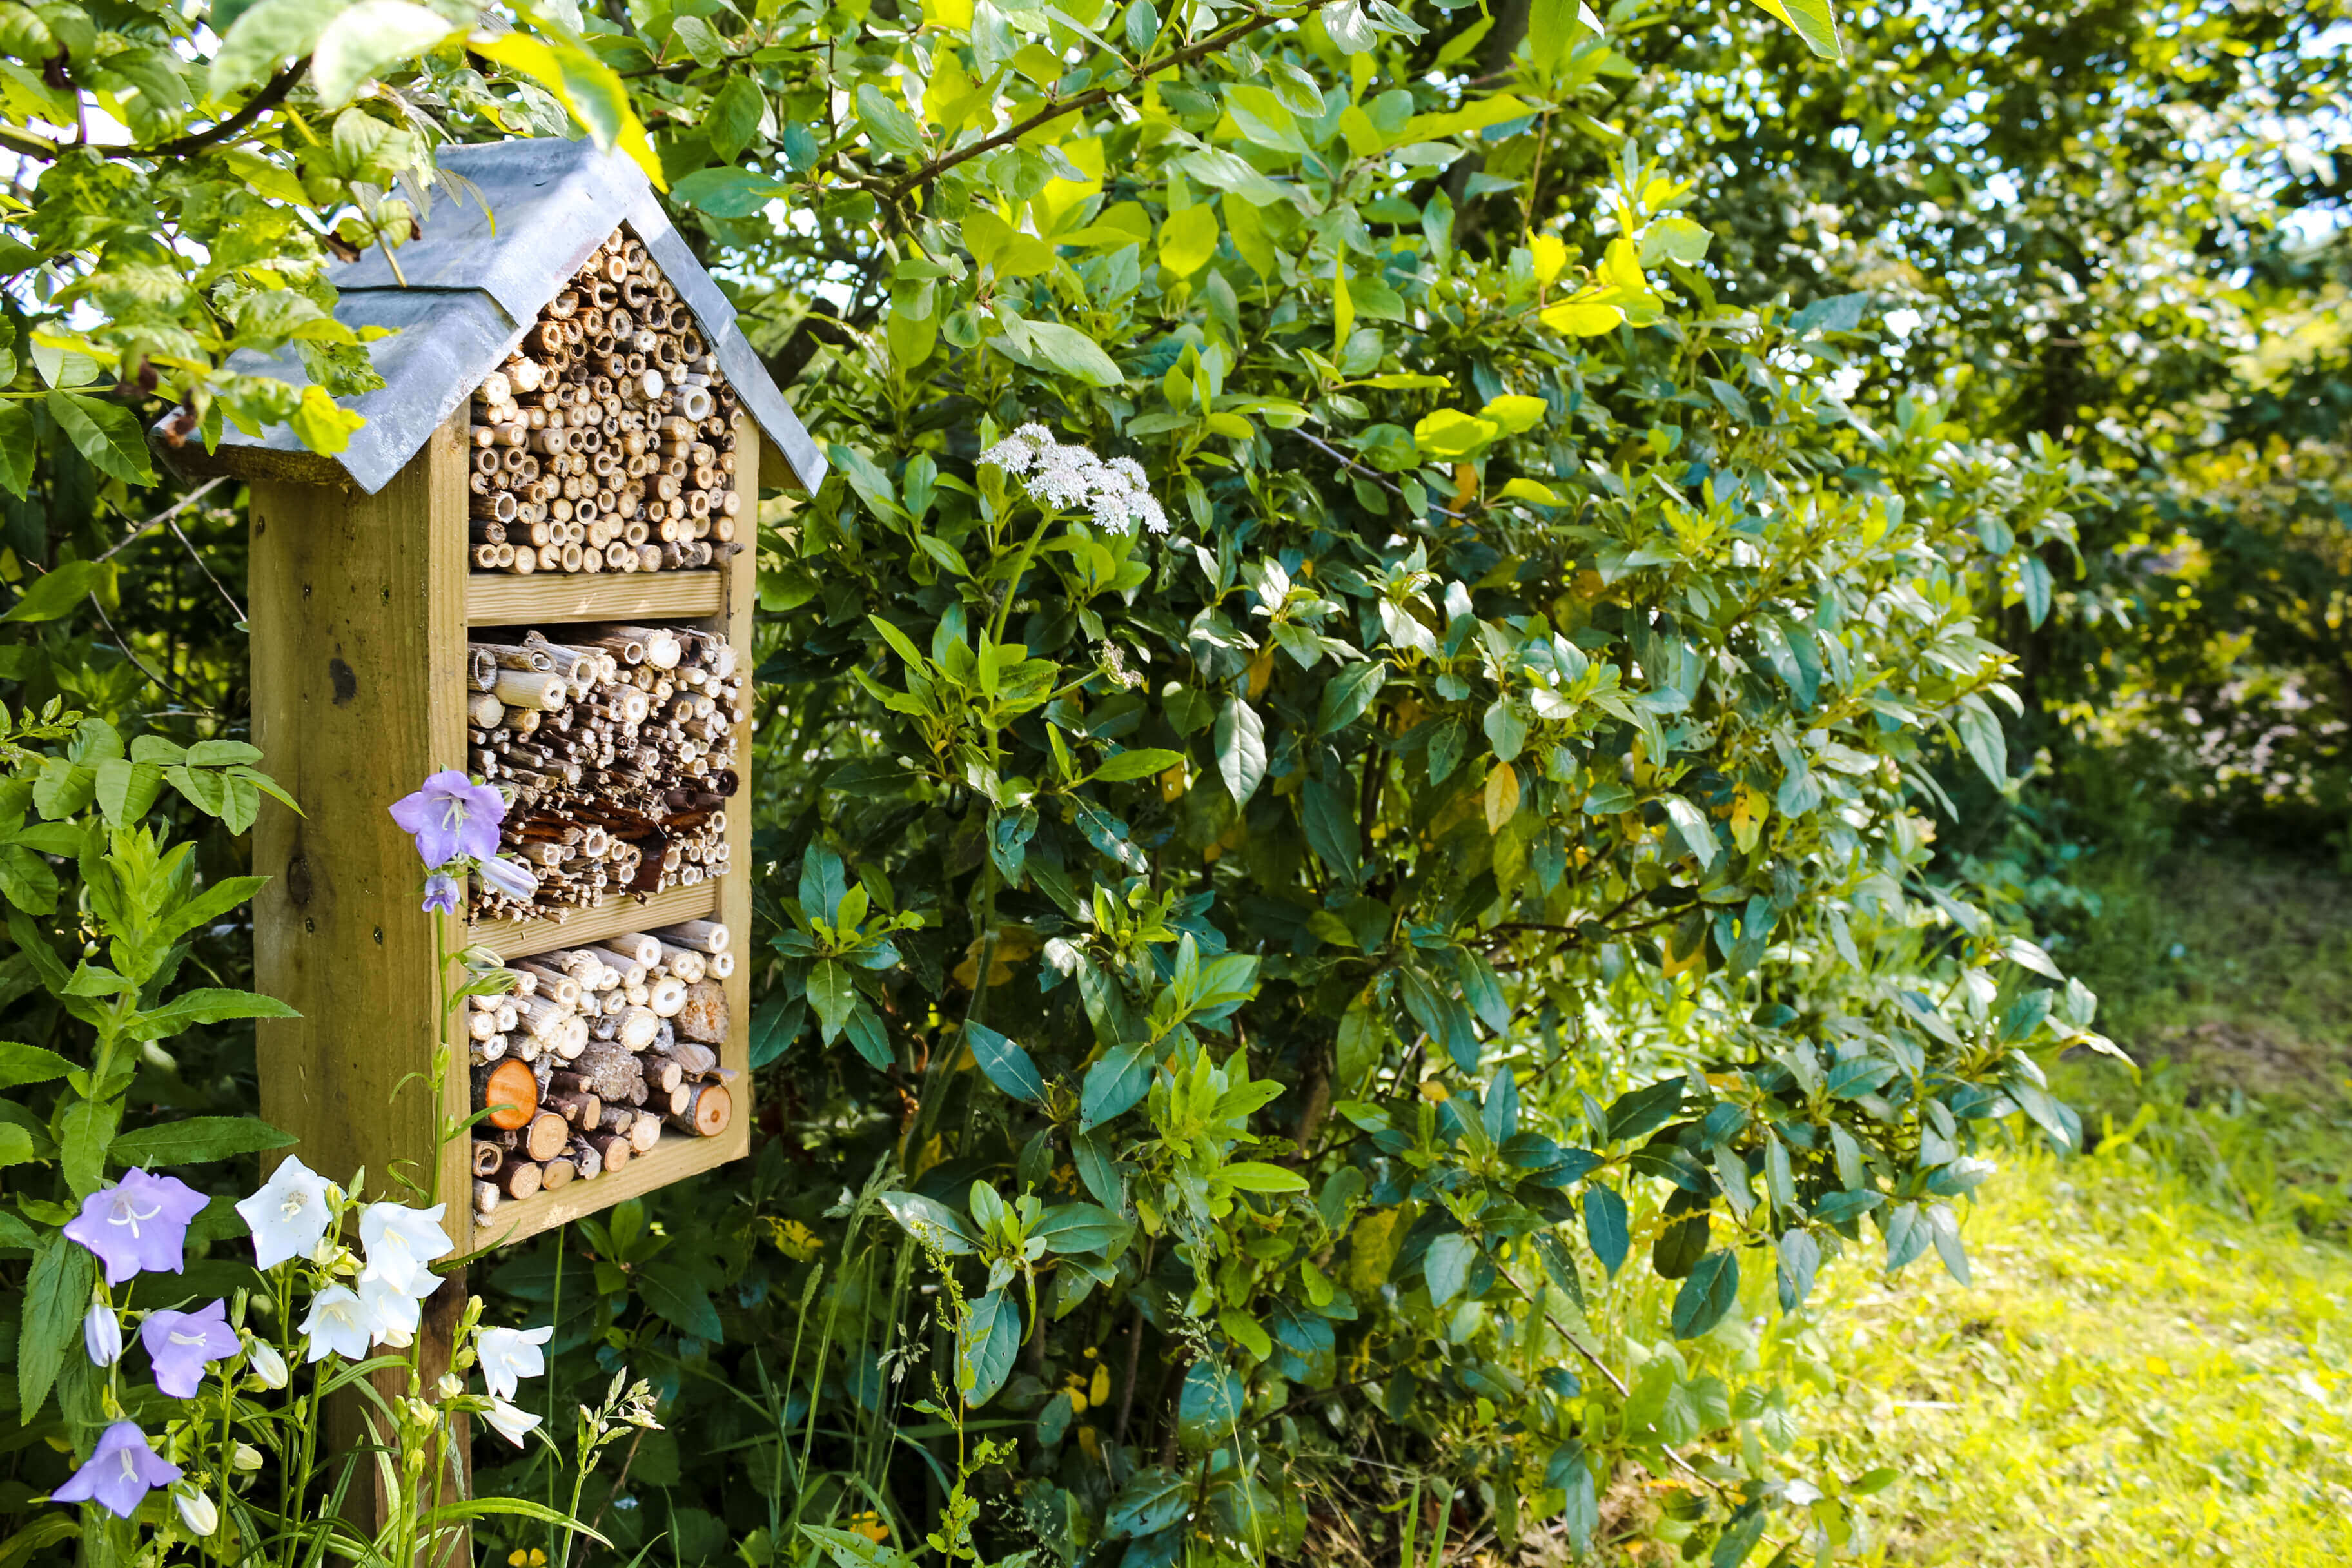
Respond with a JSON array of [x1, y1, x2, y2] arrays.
[[0, 0, 2286, 1562]]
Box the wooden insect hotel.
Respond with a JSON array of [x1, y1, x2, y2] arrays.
[[162, 138, 825, 1249]]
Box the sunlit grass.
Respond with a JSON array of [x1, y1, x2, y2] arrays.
[[1805, 1139, 2352, 1565]]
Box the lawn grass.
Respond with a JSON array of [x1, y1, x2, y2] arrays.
[[1796, 847, 2352, 1564]]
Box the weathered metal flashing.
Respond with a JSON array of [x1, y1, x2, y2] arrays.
[[159, 138, 826, 497]]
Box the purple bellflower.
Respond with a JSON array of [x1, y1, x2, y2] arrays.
[[387, 771, 504, 868], [139, 1300, 239, 1398], [51, 1422, 182, 1519], [64, 1170, 208, 1286], [420, 873, 462, 914]]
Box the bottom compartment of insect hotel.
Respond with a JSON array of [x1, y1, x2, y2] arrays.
[[467, 917, 736, 1220]]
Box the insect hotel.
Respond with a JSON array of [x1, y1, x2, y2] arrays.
[[164, 137, 825, 1250]]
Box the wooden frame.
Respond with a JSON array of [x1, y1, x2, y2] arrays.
[[250, 409, 760, 1250]]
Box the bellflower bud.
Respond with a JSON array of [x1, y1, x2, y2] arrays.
[[83, 1303, 123, 1369]]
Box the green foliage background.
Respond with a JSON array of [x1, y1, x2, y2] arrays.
[[0, 0, 2344, 1562]]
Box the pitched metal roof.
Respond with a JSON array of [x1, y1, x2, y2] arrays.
[[161, 137, 826, 496]]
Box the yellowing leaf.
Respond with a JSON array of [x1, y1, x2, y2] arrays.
[[1338, 104, 1385, 157], [1204, 411, 1254, 439], [1403, 94, 1534, 144], [1540, 299, 1623, 336], [1749, 0, 1843, 60], [1060, 201, 1155, 250], [923, 0, 974, 27], [1009, 43, 1065, 85], [1225, 197, 1277, 277], [1485, 761, 1520, 832], [1413, 407, 1497, 459], [1158, 202, 1219, 278], [923, 50, 990, 135], [1332, 261, 1354, 355], [1600, 235, 1647, 296], [1530, 233, 1568, 289], [965, 208, 1055, 277], [470, 31, 663, 189], [1498, 476, 1562, 506], [1482, 393, 1547, 435]]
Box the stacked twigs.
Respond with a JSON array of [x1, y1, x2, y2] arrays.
[[466, 228, 744, 576], [466, 624, 741, 919], [469, 919, 736, 1220]]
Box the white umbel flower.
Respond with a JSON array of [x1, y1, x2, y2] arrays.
[[979, 424, 1169, 535]]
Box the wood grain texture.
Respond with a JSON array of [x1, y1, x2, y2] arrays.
[[464, 567, 723, 626], [463, 880, 718, 963], [251, 411, 471, 1216]]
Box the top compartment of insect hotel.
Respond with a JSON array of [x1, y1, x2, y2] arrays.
[[158, 137, 827, 1250]]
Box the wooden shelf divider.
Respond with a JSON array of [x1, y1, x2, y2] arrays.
[[463, 879, 721, 963], [465, 569, 724, 627]]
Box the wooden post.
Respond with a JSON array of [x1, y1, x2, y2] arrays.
[[250, 409, 475, 1548], [251, 407, 473, 1211]]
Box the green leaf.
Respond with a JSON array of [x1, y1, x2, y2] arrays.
[[0, 400, 35, 498], [1671, 1250, 1739, 1338], [671, 166, 792, 218], [1214, 696, 1267, 804], [1954, 695, 2008, 786], [1034, 1202, 1128, 1254], [309, 0, 458, 107], [108, 1116, 295, 1167], [1106, 1466, 1190, 1538], [1605, 1077, 1684, 1144], [1315, 662, 1387, 734], [17, 1230, 94, 1424], [59, 1097, 119, 1195], [806, 959, 856, 1043], [877, 1190, 979, 1255], [132, 987, 299, 1040], [1013, 320, 1125, 387], [636, 1262, 725, 1340], [3, 559, 112, 624], [1220, 1161, 1307, 1193], [965, 1021, 1045, 1102], [708, 76, 766, 162], [798, 1526, 916, 1568], [956, 1287, 1020, 1405], [0, 1041, 74, 1092], [1531, 1229, 1586, 1311], [1423, 1231, 1475, 1306], [1582, 1185, 1629, 1277], [1079, 1043, 1153, 1129], [91, 758, 165, 827], [44, 392, 153, 485], [1775, 1229, 1820, 1310], [1549, 1440, 1598, 1551], [856, 83, 926, 158], [1093, 747, 1184, 782], [1658, 795, 1720, 870]]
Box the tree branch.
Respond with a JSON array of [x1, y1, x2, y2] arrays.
[[885, 4, 1320, 200], [135, 63, 308, 162]]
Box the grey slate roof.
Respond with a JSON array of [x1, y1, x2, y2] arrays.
[[163, 137, 826, 496]]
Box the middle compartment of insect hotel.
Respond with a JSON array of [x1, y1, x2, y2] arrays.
[[465, 621, 741, 919]]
